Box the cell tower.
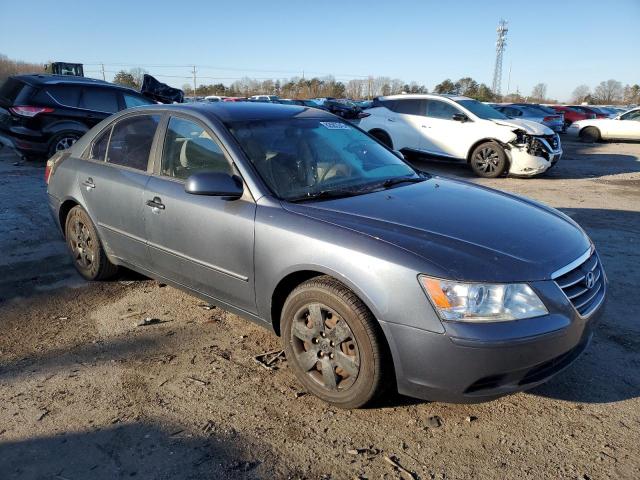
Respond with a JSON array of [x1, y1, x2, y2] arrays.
[[491, 19, 508, 96]]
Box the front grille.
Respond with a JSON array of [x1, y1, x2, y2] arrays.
[[554, 252, 605, 317]]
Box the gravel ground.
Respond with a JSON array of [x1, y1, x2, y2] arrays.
[[0, 139, 639, 480]]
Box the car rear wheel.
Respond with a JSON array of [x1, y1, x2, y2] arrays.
[[470, 141, 507, 178], [281, 276, 389, 409], [65, 206, 118, 281], [369, 129, 393, 149], [48, 132, 81, 157], [579, 127, 600, 143]]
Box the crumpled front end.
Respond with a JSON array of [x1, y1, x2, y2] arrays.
[[506, 131, 562, 177]]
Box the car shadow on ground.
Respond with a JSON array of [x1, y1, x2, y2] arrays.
[[0, 421, 280, 480]]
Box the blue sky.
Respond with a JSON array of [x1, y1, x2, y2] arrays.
[[1, 0, 638, 100]]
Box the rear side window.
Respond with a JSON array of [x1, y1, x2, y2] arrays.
[[160, 117, 231, 180], [41, 85, 81, 107], [425, 100, 460, 120], [90, 127, 112, 161], [81, 88, 119, 113], [106, 115, 160, 170], [386, 99, 425, 116]]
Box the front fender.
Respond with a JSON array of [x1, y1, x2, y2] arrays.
[[253, 197, 446, 335]]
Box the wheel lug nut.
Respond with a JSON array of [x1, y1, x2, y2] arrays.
[[318, 351, 325, 358], [321, 332, 326, 338], [329, 341, 335, 347], [329, 353, 334, 359], [312, 338, 319, 344]]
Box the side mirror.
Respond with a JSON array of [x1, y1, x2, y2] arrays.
[[452, 113, 469, 122], [185, 172, 243, 199]]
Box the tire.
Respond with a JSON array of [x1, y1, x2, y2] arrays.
[[48, 132, 81, 158], [579, 126, 600, 143], [281, 276, 390, 409], [369, 129, 393, 149], [470, 141, 508, 178], [64, 206, 118, 281]]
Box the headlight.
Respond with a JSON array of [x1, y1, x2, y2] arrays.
[[419, 276, 548, 322]]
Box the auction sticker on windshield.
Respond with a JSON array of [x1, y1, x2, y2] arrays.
[[320, 122, 351, 130]]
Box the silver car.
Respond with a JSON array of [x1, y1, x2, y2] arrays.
[[46, 103, 606, 408], [494, 104, 565, 133]]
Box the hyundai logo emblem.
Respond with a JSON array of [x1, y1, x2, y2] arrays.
[[585, 271, 596, 289]]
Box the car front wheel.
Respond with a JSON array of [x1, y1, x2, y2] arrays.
[[470, 141, 508, 178], [281, 276, 389, 408], [65, 206, 118, 280]]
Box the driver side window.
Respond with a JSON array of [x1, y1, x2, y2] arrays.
[[620, 110, 640, 121], [161, 117, 232, 180]]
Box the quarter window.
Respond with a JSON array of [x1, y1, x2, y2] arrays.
[[426, 100, 460, 120], [82, 88, 119, 113], [89, 127, 112, 161], [123, 93, 152, 108], [106, 115, 160, 170], [161, 117, 231, 180]]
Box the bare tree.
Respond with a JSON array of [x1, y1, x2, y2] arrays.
[[593, 79, 623, 104], [530, 83, 547, 102], [571, 85, 591, 104]]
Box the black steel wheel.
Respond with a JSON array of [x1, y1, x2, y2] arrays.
[[470, 141, 507, 178], [281, 276, 390, 408], [65, 206, 118, 280]]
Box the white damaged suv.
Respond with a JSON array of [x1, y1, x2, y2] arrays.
[[359, 94, 562, 178]]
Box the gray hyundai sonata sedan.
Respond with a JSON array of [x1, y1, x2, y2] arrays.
[[46, 103, 606, 408]]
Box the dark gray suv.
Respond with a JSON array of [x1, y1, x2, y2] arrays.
[[46, 103, 606, 408]]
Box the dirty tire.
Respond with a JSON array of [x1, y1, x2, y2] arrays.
[[579, 126, 600, 143], [48, 132, 81, 157], [369, 130, 393, 149], [65, 205, 118, 281], [281, 276, 389, 409], [470, 141, 507, 178]]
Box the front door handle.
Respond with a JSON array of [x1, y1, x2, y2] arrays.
[[146, 197, 165, 211], [82, 177, 95, 189], [387, 118, 396, 122]]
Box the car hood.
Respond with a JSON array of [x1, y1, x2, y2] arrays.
[[491, 118, 553, 135], [283, 177, 590, 282]]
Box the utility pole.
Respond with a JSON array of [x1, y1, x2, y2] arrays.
[[101, 63, 105, 81], [506, 62, 512, 96], [192, 66, 197, 96], [368, 76, 373, 100], [491, 19, 508, 96]]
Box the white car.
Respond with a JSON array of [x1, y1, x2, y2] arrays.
[[566, 107, 640, 142], [358, 94, 562, 178]]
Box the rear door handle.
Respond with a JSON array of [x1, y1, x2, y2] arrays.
[[146, 197, 165, 210], [387, 118, 396, 122], [82, 177, 95, 189]]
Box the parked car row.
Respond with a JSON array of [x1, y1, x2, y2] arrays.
[[45, 100, 607, 408]]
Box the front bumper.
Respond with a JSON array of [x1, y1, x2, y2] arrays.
[[508, 147, 562, 176], [380, 280, 606, 403]]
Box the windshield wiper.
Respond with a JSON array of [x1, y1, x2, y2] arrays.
[[380, 175, 426, 189], [288, 188, 364, 203]]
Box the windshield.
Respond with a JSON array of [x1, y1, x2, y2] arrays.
[[455, 99, 508, 120], [227, 118, 420, 201]]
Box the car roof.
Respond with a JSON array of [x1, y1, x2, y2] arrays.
[[134, 101, 336, 123], [12, 74, 139, 93], [379, 93, 469, 102]]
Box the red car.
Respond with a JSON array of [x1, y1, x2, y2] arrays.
[[569, 105, 608, 119], [549, 105, 595, 126]]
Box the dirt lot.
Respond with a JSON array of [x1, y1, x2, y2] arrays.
[[1, 139, 639, 480]]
